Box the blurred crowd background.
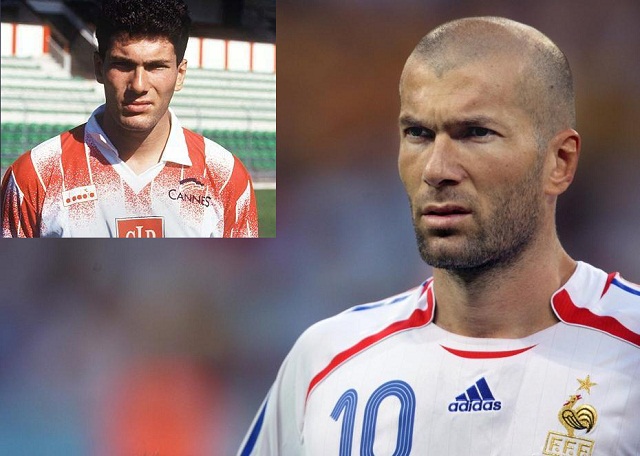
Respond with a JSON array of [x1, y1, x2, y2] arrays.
[[1, 0, 639, 454]]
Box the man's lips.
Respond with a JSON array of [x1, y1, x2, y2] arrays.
[[420, 204, 472, 229], [422, 204, 471, 216], [123, 101, 152, 113]]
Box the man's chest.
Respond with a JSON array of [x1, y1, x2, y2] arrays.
[[301, 332, 638, 455], [41, 166, 222, 237]]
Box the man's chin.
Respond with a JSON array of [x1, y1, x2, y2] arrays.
[[420, 250, 472, 270], [117, 116, 156, 132], [416, 236, 488, 270], [421, 254, 492, 271], [417, 237, 524, 273]]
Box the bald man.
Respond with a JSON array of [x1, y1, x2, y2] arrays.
[[239, 17, 640, 456]]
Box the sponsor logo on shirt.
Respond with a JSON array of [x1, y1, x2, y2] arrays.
[[448, 377, 502, 412], [168, 178, 211, 207], [62, 185, 98, 207], [116, 216, 164, 238]]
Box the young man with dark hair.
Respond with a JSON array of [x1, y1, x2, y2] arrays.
[[1, 0, 258, 238]]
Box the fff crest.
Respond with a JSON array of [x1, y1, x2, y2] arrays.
[[542, 375, 598, 456]]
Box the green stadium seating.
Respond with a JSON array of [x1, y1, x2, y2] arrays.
[[1, 123, 275, 172], [1, 56, 276, 178]]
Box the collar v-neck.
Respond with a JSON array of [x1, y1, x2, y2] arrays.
[[84, 104, 192, 193]]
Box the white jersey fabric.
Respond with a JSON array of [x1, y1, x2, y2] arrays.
[[1, 105, 258, 237], [239, 262, 640, 456]]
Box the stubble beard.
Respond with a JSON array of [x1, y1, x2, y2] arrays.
[[412, 160, 544, 275]]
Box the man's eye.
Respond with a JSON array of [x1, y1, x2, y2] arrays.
[[112, 62, 132, 70], [467, 127, 493, 137], [405, 127, 433, 138]]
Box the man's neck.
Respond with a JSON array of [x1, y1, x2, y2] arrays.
[[99, 112, 172, 175], [431, 235, 576, 339]]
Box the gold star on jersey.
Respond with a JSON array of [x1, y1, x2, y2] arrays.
[[577, 375, 597, 394]]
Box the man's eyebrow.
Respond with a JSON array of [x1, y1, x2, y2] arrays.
[[448, 116, 496, 128], [399, 115, 499, 129], [108, 55, 172, 65], [398, 115, 424, 127]]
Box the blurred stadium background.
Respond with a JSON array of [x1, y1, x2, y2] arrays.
[[2, 0, 640, 455], [0, 0, 276, 237]]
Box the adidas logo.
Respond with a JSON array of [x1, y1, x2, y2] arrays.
[[448, 377, 502, 412]]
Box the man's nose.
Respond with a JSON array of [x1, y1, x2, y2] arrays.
[[422, 135, 466, 188], [129, 66, 148, 93]]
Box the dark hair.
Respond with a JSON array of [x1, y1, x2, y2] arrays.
[[96, 0, 191, 63]]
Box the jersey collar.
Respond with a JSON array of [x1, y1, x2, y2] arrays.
[[85, 104, 192, 167]]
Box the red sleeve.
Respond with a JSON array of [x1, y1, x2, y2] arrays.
[[223, 156, 259, 238], [1, 151, 45, 237]]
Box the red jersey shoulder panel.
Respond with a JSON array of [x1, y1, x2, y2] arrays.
[[1, 150, 45, 237], [182, 128, 206, 174], [303, 281, 434, 403], [552, 264, 640, 348], [223, 155, 258, 237], [182, 128, 258, 237], [1, 124, 88, 237], [58, 125, 91, 190]]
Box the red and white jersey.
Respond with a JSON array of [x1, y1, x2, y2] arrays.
[[239, 262, 640, 456], [1, 105, 258, 237]]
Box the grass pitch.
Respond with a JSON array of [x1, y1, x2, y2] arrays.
[[256, 189, 276, 237]]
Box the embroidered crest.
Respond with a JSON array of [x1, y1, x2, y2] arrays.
[[542, 376, 598, 456]]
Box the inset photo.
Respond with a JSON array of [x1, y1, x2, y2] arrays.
[[1, 0, 275, 238]]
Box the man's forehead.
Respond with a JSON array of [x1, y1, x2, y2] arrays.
[[404, 48, 524, 79], [107, 33, 176, 56], [401, 57, 520, 101], [399, 58, 529, 126]]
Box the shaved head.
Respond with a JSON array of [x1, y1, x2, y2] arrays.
[[402, 17, 575, 149]]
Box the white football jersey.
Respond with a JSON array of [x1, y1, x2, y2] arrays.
[[1, 105, 258, 238], [239, 261, 640, 455]]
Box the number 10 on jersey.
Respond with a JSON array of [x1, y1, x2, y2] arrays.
[[330, 380, 416, 455]]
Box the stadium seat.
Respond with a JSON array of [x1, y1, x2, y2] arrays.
[[1, 55, 276, 177]]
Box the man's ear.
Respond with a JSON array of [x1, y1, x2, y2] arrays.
[[94, 51, 105, 84], [175, 59, 187, 92], [544, 128, 581, 196]]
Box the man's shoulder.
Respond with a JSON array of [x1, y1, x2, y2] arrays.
[[278, 282, 433, 399], [553, 261, 640, 348], [6, 125, 83, 179], [181, 128, 238, 171], [291, 282, 432, 365], [28, 124, 85, 161], [181, 128, 232, 158]]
